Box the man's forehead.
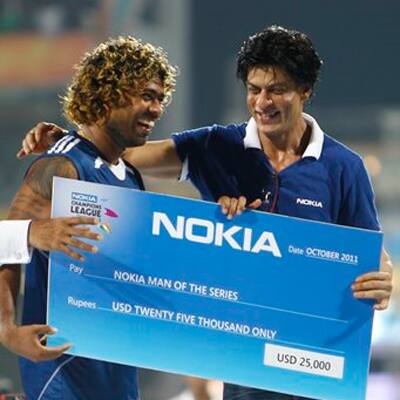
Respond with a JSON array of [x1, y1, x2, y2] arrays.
[[247, 66, 292, 85], [141, 78, 165, 93]]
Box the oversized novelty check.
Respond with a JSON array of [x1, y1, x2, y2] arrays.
[[48, 177, 382, 400]]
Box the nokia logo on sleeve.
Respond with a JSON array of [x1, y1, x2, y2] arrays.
[[296, 198, 323, 208], [152, 211, 282, 257]]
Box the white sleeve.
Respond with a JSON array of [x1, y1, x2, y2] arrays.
[[0, 220, 32, 265], [178, 156, 189, 182]]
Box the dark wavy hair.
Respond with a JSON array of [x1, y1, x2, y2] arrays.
[[237, 26, 323, 93], [63, 36, 177, 126]]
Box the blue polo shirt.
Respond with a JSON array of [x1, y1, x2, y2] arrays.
[[171, 113, 380, 231]]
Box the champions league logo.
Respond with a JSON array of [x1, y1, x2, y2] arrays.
[[70, 192, 119, 229], [70, 192, 101, 218]]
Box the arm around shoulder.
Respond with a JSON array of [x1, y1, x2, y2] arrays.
[[122, 139, 182, 178]]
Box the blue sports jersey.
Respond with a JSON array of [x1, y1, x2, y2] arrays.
[[172, 113, 380, 231], [20, 132, 143, 400], [172, 113, 380, 400]]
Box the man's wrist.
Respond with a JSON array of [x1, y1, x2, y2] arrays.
[[0, 321, 16, 344]]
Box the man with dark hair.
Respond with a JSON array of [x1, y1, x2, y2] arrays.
[[21, 26, 393, 400], [236, 25, 321, 93], [1, 35, 177, 399]]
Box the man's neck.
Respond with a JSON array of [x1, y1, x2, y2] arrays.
[[259, 117, 311, 172], [79, 125, 122, 164]]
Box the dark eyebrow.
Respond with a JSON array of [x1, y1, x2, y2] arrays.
[[246, 82, 260, 88], [268, 82, 288, 88], [142, 88, 165, 99], [247, 81, 289, 90], [142, 88, 159, 95]]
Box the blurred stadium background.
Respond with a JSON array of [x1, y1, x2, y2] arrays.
[[0, 0, 399, 398]]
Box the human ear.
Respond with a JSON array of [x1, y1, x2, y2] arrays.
[[301, 86, 312, 101], [98, 104, 111, 126]]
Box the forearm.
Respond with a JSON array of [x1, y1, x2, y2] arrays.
[[122, 139, 182, 178], [0, 158, 64, 339], [0, 156, 77, 360], [0, 169, 49, 342], [0, 265, 21, 342]]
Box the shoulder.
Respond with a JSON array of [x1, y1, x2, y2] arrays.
[[321, 134, 364, 170], [40, 132, 99, 181], [25, 156, 78, 199], [212, 123, 247, 140], [27, 132, 82, 180], [46, 133, 83, 156], [321, 135, 375, 204], [8, 156, 78, 220], [172, 122, 247, 146]]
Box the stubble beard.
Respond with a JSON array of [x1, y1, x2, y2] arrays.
[[105, 121, 142, 149]]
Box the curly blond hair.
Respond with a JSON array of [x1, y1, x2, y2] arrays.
[[62, 36, 177, 125]]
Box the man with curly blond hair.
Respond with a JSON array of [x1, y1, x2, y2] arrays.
[[0, 36, 177, 400]]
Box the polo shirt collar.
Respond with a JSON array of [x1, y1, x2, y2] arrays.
[[243, 112, 324, 160]]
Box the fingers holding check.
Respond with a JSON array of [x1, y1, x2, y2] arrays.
[[352, 271, 393, 310], [29, 216, 102, 261], [1, 324, 72, 363], [218, 196, 247, 219], [218, 196, 263, 219]]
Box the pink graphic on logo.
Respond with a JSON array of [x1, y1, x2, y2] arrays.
[[104, 208, 119, 218]]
